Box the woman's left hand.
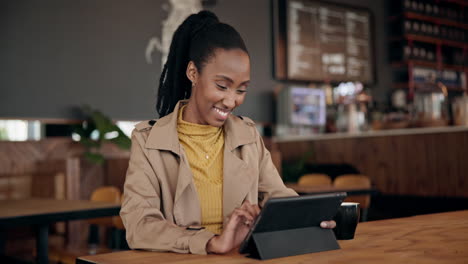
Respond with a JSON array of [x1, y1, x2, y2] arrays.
[[320, 220, 336, 229]]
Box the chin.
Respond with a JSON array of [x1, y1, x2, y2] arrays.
[[209, 119, 226, 127], [206, 115, 228, 127]]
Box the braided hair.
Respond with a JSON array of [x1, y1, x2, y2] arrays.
[[156, 10, 249, 118]]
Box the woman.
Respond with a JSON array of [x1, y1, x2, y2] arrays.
[[120, 10, 335, 255]]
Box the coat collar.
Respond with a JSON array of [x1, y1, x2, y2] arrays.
[[145, 100, 256, 154]]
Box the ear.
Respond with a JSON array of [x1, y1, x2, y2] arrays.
[[186, 61, 198, 84]]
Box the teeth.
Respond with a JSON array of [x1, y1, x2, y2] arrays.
[[214, 107, 228, 117]]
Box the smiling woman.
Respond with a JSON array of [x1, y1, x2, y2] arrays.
[[119, 10, 335, 256]]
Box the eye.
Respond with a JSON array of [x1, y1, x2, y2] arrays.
[[236, 89, 247, 95], [216, 83, 227, 90]]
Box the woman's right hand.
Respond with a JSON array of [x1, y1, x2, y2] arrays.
[[206, 200, 260, 254]]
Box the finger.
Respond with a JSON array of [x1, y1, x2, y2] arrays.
[[224, 216, 249, 233], [241, 202, 259, 218], [227, 208, 254, 227], [320, 220, 336, 229], [244, 201, 260, 216], [235, 208, 255, 221], [253, 204, 261, 215], [237, 202, 257, 219]]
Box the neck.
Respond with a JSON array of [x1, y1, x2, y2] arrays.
[[183, 101, 204, 125]]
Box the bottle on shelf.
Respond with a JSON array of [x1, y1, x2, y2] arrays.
[[417, 1, 425, 14], [421, 23, 427, 35], [404, 0, 411, 11], [404, 20, 412, 33], [426, 50, 435, 62], [432, 25, 439, 38], [411, 0, 419, 13], [433, 4, 439, 17], [426, 23, 433, 36], [390, 41, 437, 63], [404, 45, 412, 60], [412, 20, 420, 33], [412, 46, 421, 59], [424, 3, 432, 16]]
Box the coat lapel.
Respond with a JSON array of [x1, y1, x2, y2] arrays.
[[222, 115, 257, 219], [144, 101, 201, 225], [173, 151, 201, 226], [223, 148, 255, 219]]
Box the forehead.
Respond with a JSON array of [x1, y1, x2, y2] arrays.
[[203, 48, 250, 78]]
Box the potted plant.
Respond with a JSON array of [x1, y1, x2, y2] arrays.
[[73, 105, 131, 164]]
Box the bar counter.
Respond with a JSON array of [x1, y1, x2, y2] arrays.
[[274, 125, 468, 142], [275, 126, 468, 197]]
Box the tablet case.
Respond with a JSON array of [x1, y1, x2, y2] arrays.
[[250, 226, 339, 260], [240, 193, 346, 260]]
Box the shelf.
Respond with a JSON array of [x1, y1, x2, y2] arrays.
[[393, 82, 466, 92], [404, 12, 468, 30], [406, 34, 467, 48], [390, 34, 467, 49], [391, 60, 467, 71], [390, 12, 468, 30]]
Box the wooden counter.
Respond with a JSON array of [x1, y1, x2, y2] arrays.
[[276, 126, 468, 197], [275, 125, 468, 142], [77, 210, 468, 264]]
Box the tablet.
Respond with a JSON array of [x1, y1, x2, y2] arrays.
[[239, 192, 347, 255]]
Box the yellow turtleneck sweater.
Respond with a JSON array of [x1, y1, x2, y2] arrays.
[[177, 105, 224, 234]]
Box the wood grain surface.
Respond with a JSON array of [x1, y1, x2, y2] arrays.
[[77, 210, 468, 264]]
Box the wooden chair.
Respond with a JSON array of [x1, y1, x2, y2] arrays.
[[50, 186, 122, 264], [333, 174, 371, 222], [88, 186, 121, 229], [298, 173, 332, 186], [110, 193, 128, 250]]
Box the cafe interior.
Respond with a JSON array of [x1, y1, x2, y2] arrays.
[[1, 0, 468, 263]]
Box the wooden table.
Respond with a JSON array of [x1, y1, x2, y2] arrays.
[[0, 199, 120, 264], [285, 183, 378, 196], [77, 210, 468, 264]]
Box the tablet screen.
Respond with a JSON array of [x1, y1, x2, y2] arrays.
[[239, 192, 346, 254]]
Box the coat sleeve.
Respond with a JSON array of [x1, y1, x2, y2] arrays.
[[253, 127, 298, 206], [120, 129, 215, 254]]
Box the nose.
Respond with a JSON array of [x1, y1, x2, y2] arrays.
[[222, 92, 237, 110]]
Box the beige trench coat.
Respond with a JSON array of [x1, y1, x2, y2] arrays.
[[120, 101, 297, 255]]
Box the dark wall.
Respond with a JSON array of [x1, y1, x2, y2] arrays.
[[0, 0, 390, 122]]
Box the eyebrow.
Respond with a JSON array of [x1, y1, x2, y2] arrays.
[[215, 75, 250, 86]]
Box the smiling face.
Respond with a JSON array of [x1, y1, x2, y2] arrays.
[[184, 48, 251, 127]]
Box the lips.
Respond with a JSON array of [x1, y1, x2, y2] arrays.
[[213, 106, 230, 120]]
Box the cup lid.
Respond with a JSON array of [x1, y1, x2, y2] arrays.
[[341, 202, 360, 206]]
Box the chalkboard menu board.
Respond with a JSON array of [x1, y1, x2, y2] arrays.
[[273, 0, 374, 83]]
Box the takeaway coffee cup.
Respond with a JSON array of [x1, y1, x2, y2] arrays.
[[333, 202, 360, 240]]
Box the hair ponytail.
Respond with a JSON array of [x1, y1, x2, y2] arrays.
[[155, 10, 248, 118]]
